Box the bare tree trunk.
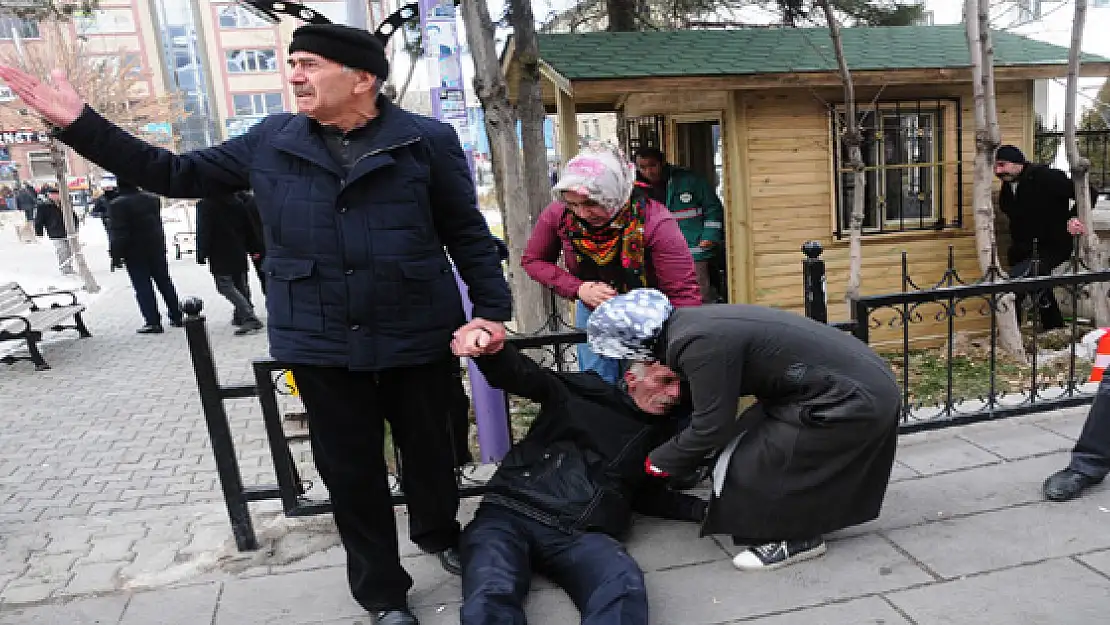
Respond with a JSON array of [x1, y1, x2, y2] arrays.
[[818, 0, 864, 318], [13, 21, 99, 293], [49, 140, 99, 292], [1065, 0, 1110, 325], [461, 0, 549, 334], [966, 0, 1023, 358], [508, 0, 555, 330]]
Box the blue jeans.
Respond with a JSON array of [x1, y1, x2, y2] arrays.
[[575, 300, 622, 384], [460, 505, 648, 625], [125, 253, 182, 326]]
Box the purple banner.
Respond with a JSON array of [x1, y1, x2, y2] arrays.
[[422, 0, 510, 462]]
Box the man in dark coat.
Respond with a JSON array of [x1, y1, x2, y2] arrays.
[[585, 289, 902, 572], [33, 185, 78, 275], [451, 335, 706, 624], [16, 182, 36, 220], [238, 190, 267, 294], [995, 144, 1090, 331], [108, 180, 183, 333], [0, 23, 509, 625], [89, 178, 118, 233], [196, 193, 264, 335]]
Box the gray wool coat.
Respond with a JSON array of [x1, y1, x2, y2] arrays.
[[649, 304, 902, 542]]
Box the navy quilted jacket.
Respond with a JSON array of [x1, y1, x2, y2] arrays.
[[56, 99, 512, 370]]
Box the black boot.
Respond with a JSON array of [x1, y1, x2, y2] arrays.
[[136, 324, 163, 334]]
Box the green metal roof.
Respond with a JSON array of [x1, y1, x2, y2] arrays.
[[534, 25, 1110, 80]]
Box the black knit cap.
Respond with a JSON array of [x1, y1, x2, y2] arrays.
[[995, 145, 1027, 164], [288, 23, 389, 80]]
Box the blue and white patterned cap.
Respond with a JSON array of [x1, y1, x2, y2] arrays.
[[587, 288, 674, 360]]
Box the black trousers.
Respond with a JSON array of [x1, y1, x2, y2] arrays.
[[124, 253, 182, 326], [291, 359, 462, 612], [460, 505, 649, 625], [1011, 256, 1067, 330], [1069, 377, 1110, 481]]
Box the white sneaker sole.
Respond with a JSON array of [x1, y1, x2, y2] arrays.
[[732, 541, 828, 572]]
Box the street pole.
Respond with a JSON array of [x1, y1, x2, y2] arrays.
[[344, 0, 369, 28]]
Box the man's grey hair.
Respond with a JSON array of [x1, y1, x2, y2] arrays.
[[341, 66, 381, 96], [626, 361, 650, 380]]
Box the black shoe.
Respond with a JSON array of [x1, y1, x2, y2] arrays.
[[136, 324, 164, 334], [234, 318, 263, 336], [373, 608, 419, 625], [168, 319, 184, 328], [1043, 468, 1101, 502], [231, 317, 244, 326], [435, 547, 462, 576], [732, 536, 827, 571]]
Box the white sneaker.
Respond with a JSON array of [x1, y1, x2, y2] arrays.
[[732, 537, 827, 571]]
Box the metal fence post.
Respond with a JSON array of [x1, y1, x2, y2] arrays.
[[802, 241, 828, 324], [181, 298, 259, 551]]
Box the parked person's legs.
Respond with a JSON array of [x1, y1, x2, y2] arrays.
[[124, 260, 161, 328], [1044, 376, 1110, 501], [380, 357, 462, 555], [214, 273, 260, 331], [536, 527, 649, 625], [232, 271, 253, 308], [459, 506, 533, 625], [575, 300, 622, 384], [290, 367, 414, 613], [1011, 257, 1065, 330], [147, 254, 183, 324]]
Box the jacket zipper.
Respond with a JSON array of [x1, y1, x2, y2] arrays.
[[570, 427, 651, 530], [347, 137, 421, 173]]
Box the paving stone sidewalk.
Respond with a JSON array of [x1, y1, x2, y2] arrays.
[[2, 228, 1110, 624]]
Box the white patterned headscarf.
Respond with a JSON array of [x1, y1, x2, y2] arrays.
[[587, 288, 674, 360], [552, 142, 637, 218]]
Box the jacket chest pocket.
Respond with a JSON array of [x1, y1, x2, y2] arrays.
[[264, 257, 324, 332]]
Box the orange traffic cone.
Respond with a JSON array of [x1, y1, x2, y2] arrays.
[[1090, 330, 1110, 382]]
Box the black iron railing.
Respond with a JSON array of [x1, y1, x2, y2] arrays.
[[801, 240, 1110, 433], [182, 294, 583, 552]]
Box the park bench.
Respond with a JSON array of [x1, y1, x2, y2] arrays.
[[0, 282, 92, 371]]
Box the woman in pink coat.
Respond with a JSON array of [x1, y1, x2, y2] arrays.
[[522, 144, 701, 383]]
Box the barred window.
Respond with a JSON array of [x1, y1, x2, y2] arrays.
[[832, 100, 961, 236], [226, 49, 277, 73], [219, 5, 271, 29]]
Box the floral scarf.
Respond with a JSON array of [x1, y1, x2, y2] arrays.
[[563, 194, 649, 294]]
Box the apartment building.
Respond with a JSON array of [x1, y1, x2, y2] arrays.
[[0, 0, 375, 191], [150, 0, 364, 145], [0, 0, 170, 189]]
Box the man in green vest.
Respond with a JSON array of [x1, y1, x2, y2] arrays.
[[635, 147, 725, 303]]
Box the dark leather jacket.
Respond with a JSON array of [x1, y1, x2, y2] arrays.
[[474, 345, 705, 538]]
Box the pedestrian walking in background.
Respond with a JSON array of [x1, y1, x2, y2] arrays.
[[107, 179, 183, 334], [33, 185, 78, 275], [196, 192, 264, 335]]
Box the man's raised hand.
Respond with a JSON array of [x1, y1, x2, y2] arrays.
[[0, 67, 84, 128]]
